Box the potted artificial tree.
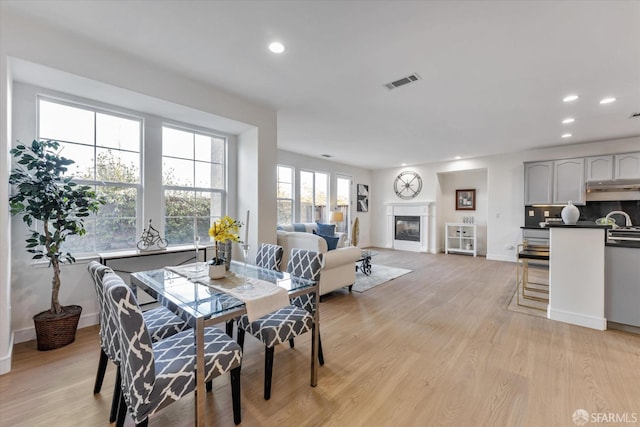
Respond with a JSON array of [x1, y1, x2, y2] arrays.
[[9, 140, 104, 351]]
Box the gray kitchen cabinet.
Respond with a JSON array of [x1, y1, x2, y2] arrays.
[[524, 161, 553, 205], [522, 228, 549, 246], [614, 152, 640, 179], [586, 155, 614, 181], [605, 246, 640, 328], [553, 157, 585, 205]]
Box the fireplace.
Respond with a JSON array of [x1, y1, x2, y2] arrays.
[[395, 216, 420, 242], [386, 202, 433, 253]]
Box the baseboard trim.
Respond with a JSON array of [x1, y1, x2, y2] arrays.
[[13, 312, 99, 344], [547, 306, 607, 331], [0, 332, 14, 374], [487, 253, 516, 263]]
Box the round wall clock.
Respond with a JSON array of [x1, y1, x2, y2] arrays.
[[394, 171, 422, 199]]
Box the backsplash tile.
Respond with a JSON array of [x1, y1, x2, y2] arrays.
[[524, 200, 640, 227]]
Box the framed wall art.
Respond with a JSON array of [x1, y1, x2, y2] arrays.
[[456, 189, 476, 211], [357, 184, 369, 212]]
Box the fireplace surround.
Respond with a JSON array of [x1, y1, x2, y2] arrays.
[[385, 202, 434, 252]]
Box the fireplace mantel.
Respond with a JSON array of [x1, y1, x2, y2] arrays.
[[385, 202, 434, 252]]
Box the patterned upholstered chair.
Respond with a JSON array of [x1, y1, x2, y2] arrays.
[[255, 243, 284, 271], [103, 274, 243, 426], [237, 249, 323, 400], [87, 261, 190, 423], [286, 249, 324, 364]]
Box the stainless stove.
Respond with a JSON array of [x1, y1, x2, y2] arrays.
[[608, 226, 640, 242]]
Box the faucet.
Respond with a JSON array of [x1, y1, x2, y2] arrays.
[[605, 211, 632, 227]]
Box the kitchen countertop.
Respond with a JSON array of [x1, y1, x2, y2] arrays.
[[546, 221, 611, 229]]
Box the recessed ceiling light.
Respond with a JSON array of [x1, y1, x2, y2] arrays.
[[268, 42, 285, 53], [562, 118, 575, 124], [401, 163, 407, 166], [600, 97, 616, 104], [563, 94, 579, 102], [561, 133, 572, 138], [454, 156, 462, 160]]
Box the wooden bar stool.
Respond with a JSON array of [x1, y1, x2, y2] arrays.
[[516, 240, 550, 310]]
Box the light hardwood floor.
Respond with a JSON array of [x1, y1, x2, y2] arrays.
[[1, 249, 639, 427]]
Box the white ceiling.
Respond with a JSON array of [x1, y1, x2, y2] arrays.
[[3, 0, 640, 170]]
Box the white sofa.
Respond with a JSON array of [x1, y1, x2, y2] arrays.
[[276, 230, 362, 296], [277, 222, 347, 248]]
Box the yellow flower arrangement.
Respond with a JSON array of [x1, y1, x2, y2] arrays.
[[209, 216, 243, 263]]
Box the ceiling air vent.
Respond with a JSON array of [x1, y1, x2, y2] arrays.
[[321, 154, 333, 158], [630, 112, 640, 118], [384, 73, 421, 90]]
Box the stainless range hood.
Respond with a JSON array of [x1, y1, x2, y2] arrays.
[[586, 179, 640, 201], [587, 179, 640, 192]]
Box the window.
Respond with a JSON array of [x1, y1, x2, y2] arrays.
[[277, 165, 294, 225], [335, 175, 351, 233], [38, 98, 141, 254], [162, 126, 226, 245], [300, 170, 328, 223]]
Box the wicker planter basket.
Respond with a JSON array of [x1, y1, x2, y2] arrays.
[[33, 305, 82, 351]]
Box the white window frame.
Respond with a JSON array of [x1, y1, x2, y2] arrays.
[[277, 164, 295, 225], [36, 95, 143, 255]]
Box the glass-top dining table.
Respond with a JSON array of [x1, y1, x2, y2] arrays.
[[130, 261, 319, 427]]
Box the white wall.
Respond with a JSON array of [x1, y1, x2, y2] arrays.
[[437, 169, 488, 255], [0, 45, 13, 374], [0, 9, 278, 371], [371, 136, 640, 261], [277, 150, 372, 247]]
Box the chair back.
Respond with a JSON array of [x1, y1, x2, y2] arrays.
[[286, 249, 323, 282], [103, 275, 156, 421], [87, 261, 120, 361], [255, 243, 284, 271], [287, 249, 323, 314]]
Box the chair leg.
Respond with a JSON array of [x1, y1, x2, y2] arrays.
[[264, 346, 275, 400], [230, 366, 242, 425], [318, 333, 325, 366], [110, 368, 122, 423], [237, 328, 245, 350], [226, 319, 234, 337], [289, 338, 295, 349], [94, 348, 108, 394], [116, 386, 127, 427], [206, 380, 213, 392], [136, 419, 149, 427]]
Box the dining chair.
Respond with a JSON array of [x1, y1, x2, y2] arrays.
[[87, 261, 191, 423], [103, 273, 243, 426], [255, 243, 284, 271], [286, 249, 324, 364], [236, 248, 323, 400]]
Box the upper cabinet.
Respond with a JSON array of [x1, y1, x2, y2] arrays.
[[524, 158, 585, 205], [614, 152, 640, 179], [586, 156, 614, 181], [586, 152, 640, 181], [524, 161, 553, 204], [553, 158, 585, 205]]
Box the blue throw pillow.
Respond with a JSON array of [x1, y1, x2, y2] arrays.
[[318, 233, 339, 251], [316, 222, 336, 236]]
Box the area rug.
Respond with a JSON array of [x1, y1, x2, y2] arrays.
[[351, 264, 412, 293]]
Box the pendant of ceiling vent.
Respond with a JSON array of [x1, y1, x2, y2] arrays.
[[385, 73, 421, 90]]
